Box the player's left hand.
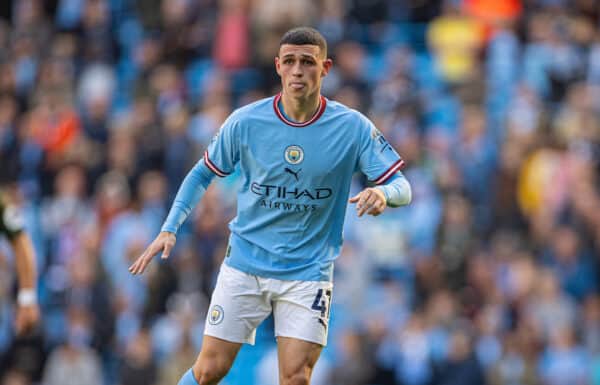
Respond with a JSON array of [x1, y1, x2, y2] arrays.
[[15, 304, 40, 335], [349, 187, 387, 217]]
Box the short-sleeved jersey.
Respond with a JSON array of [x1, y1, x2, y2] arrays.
[[204, 94, 404, 281], [0, 192, 24, 240]]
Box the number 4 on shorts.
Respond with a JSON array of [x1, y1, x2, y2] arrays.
[[311, 289, 332, 318]]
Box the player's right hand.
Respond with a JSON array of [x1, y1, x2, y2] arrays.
[[129, 231, 176, 275]]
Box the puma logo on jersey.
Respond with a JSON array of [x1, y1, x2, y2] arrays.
[[284, 167, 301, 181]]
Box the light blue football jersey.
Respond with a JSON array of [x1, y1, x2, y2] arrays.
[[204, 94, 404, 281]]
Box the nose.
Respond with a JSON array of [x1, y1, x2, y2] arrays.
[[292, 62, 303, 77]]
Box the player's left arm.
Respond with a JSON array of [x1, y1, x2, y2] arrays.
[[349, 171, 412, 217]]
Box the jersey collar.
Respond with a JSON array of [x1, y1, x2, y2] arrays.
[[273, 93, 327, 127]]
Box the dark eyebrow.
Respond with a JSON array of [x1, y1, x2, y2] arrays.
[[281, 54, 318, 60]]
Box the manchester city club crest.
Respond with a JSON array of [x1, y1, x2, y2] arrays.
[[284, 145, 304, 165], [208, 305, 224, 325]]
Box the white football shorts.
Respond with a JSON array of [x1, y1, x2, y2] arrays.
[[204, 263, 333, 346]]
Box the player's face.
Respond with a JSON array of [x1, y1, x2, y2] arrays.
[[275, 44, 332, 99]]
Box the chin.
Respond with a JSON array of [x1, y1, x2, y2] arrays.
[[287, 90, 306, 98], [289, 87, 311, 96]]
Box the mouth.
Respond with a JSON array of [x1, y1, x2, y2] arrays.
[[290, 82, 305, 90]]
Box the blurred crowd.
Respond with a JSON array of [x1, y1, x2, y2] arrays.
[[0, 0, 600, 384]]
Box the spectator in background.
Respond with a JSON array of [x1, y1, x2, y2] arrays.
[[118, 329, 158, 385], [427, 0, 485, 84], [583, 295, 600, 356], [436, 193, 474, 290], [212, 0, 250, 71], [525, 269, 577, 341], [330, 329, 373, 385], [158, 333, 198, 385], [41, 307, 102, 385], [431, 326, 486, 385], [488, 332, 538, 385], [0, 370, 31, 385], [538, 326, 590, 385], [542, 225, 597, 301]]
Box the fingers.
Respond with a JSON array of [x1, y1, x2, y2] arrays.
[[366, 199, 385, 216], [357, 190, 373, 217], [129, 243, 157, 275], [348, 193, 360, 203], [129, 233, 176, 275], [357, 196, 368, 217], [161, 242, 173, 259], [128, 250, 145, 274], [365, 190, 385, 215], [353, 188, 387, 217]]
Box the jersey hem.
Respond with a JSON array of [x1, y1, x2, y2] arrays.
[[224, 258, 332, 282]]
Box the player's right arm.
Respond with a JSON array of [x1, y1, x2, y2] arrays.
[[128, 160, 215, 275], [129, 116, 240, 275]]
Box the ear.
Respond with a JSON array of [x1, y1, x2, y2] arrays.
[[275, 56, 282, 76], [321, 58, 333, 77]]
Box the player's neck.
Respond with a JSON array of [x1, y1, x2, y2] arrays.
[[279, 92, 321, 123]]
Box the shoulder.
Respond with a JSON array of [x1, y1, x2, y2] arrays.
[[225, 96, 275, 126], [325, 99, 374, 134]]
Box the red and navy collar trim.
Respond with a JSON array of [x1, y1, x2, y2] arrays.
[[273, 93, 327, 127]]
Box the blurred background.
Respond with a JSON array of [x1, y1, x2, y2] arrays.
[[0, 0, 599, 384]]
